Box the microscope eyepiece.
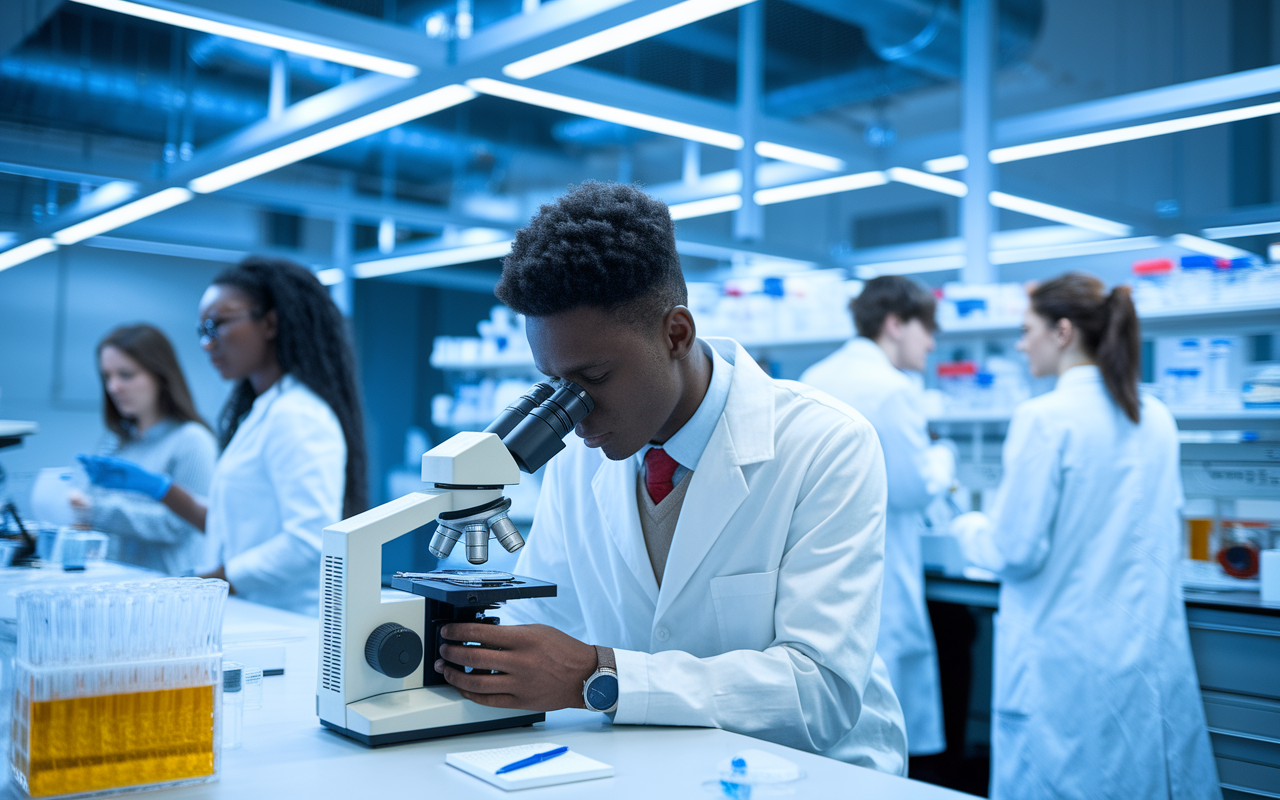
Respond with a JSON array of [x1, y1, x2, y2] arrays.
[[483, 382, 556, 439], [501, 380, 594, 474]]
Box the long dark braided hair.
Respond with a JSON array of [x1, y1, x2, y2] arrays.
[[211, 257, 368, 518]]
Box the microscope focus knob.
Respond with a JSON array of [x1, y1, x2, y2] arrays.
[[365, 623, 423, 679]]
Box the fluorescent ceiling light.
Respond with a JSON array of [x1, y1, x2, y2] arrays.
[[754, 141, 844, 172], [886, 167, 968, 197], [989, 191, 1132, 237], [0, 238, 57, 273], [854, 254, 966, 278], [190, 84, 476, 193], [69, 0, 420, 78], [924, 154, 969, 174], [990, 236, 1161, 264], [753, 170, 888, 205], [467, 78, 743, 149], [991, 100, 1280, 163], [53, 187, 193, 245], [355, 239, 513, 278], [1169, 234, 1253, 260], [669, 194, 742, 220], [315, 268, 346, 285], [1202, 220, 1280, 240], [504, 0, 754, 79]]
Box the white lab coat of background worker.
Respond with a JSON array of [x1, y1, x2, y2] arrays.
[[504, 338, 908, 774], [952, 274, 1219, 800], [204, 374, 345, 615], [801, 335, 953, 756], [800, 276, 954, 756]]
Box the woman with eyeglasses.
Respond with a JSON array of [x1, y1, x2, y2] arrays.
[[82, 257, 368, 614], [74, 324, 217, 575]]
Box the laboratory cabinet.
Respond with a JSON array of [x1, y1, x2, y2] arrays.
[[925, 576, 1280, 799]]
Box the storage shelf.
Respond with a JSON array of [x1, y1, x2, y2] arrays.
[[930, 409, 1280, 430], [937, 298, 1280, 338], [430, 335, 850, 372]]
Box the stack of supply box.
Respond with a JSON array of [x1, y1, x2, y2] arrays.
[[10, 578, 228, 798]]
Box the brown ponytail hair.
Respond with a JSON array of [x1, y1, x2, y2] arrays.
[[1029, 272, 1142, 423], [98, 324, 209, 440]]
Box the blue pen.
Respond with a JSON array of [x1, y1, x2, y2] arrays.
[[495, 746, 569, 775]]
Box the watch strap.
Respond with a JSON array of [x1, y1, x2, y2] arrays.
[[593, 645, 616, 673]]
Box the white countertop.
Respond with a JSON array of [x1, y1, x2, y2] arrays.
[[1, 596, 972, 799]]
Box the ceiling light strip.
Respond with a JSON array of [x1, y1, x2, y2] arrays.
[[752, 170, 888, 205], [0, 238, 57, 273], [753, 141, 845, 172], [1202, 220, 1280, 240], [504, 0, 755, 80], [989, 192, 1132, 237], [69, 0, 420, 78], [53, 187, 194, 245], [189, 85, 476, 194], [354, 239, 514, 279], [1169, 234, 1254, 260], [886, 167, 968, 197], [669, 194, 742, 220], [923, 154, 969, 174], [991, 100, 1280, 163], [467, 78, 743, 149]]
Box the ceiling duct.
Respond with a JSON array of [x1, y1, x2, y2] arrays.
[[788, 0, 1042, 82]]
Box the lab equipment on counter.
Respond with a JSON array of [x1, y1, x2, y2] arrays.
[[1243, 364, 1280, 408], [221, 662, 243, 750], [705, 749, 804, 798], [446, 742, 613, 790], [1215, 520, 1276, 579], [10, 577, 228, 799], [318, 380, 592, 746]]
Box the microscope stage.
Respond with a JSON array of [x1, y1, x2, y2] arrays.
[[390, 572, 556, 605]]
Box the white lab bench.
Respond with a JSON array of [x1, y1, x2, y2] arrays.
[[0, 595, 973, 800], [924, 573, 1280, 800]]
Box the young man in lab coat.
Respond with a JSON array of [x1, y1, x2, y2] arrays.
[[799, 277, 956, 767], [432, 182, 908, 774]]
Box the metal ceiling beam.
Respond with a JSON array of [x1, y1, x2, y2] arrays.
[[81, 0, 448, 71], [528, 66, 881, 171], [222, 179, 515, 232], [895, 64, 1280, 166]]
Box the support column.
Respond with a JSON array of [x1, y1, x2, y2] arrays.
[[331, 176, 354, 317], [961, 0, 995, 284], [733, 1, 763, 242], [269, 51, 289, 120]]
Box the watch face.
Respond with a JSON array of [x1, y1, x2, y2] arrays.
[[586, 673, 619, 712]]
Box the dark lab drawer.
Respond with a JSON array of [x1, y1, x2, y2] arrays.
[[1205, 691, 1280, 744], [1216, 755, 1280, 798], [1187, 608, 1280, 701]]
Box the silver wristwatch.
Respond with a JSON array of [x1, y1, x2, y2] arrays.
[[582, 645, 619, 713]]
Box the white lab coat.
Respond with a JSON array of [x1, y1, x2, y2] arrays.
[[953, 366, 1220, 800], [205, 374, 346, 616], [504, 338, 908, 774], [800, 337, 950, 755]]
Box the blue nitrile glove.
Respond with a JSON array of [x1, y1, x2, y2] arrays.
[[77, 455, 172, 500]]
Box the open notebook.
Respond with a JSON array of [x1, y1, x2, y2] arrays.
[[446, 742, 614, 791]]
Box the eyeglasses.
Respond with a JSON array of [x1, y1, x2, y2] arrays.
[[198, 314, 251, 344]]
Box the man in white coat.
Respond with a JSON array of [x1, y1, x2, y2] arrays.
[[799, 276, 954, 763], [431, 181, 908, 774]]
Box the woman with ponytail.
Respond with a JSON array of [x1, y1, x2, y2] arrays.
[[81, 257, 367, 615], [952, 272, 1219, 800]]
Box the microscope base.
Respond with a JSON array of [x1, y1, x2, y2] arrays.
[[324, 685, 543, 747]]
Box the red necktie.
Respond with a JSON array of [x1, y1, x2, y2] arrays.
[[644, 448, 680, 505]]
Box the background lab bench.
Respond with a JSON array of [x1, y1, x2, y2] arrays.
[[925, 574, 1280, 799]]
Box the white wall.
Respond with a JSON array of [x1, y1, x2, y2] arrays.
[[0, 245, 232, 516]]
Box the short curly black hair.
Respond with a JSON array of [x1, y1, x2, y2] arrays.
[[495, 181, 686, 325]]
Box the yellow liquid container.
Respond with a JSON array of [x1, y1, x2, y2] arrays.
[[10, 578, 228, 800], [24, 685, 216, 797]]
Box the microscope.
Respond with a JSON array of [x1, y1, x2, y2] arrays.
[[317, 380, 592, 746]]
